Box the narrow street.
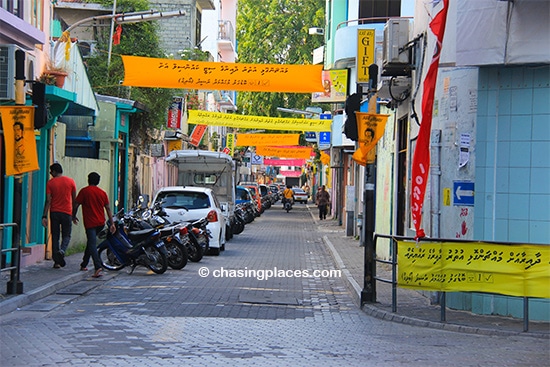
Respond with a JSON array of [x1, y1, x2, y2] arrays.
[[1, 205, 547, 367]]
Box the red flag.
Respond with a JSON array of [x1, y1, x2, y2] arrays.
[[410, 0, 449, 240], [113, 24, 122, 45]]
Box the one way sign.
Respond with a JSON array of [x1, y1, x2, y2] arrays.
[[453, 181, 474, 206]]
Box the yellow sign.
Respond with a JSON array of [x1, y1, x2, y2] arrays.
[[236, 134, 299, 147], [166, 139, 182, 154], [188, 110, 331, 132], [357, 29, 375, 84], [121, 56, 324, 93], [0, 106, 39, 176], [255, 146, 312, 159], [397, 241, 550, 298]]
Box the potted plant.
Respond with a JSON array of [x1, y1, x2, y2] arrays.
[[38, 60, 68, 88]]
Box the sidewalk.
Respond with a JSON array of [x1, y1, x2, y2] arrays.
[[314, 211, 549, 339], [1, 208, 548, 339]]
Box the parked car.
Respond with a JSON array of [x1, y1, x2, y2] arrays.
[[292, 188, 308, 204], [236, 185, 254, 205], [152, 186, 226, 255]]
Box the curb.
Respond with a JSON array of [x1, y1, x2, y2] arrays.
[[321, 233, 549, 339], [0, 271, 89, 316]]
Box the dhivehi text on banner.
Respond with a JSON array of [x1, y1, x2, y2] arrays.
[[236, 134, 299, 147], [188, 110, 331, 132], [225, 133, 235, 156], [255, 146, 313, 159], [189, 124, 208, 146], [121, 56, 324, 93], [0, 106, 39, 176], [397, 241, 550, 298]]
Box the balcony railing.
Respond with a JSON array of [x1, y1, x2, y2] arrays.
[[218, 20, 234, 44]]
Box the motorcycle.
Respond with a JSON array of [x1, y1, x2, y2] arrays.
[[232, 204, 247, 235], [282, 198, 293, 212], [97, 209, 168, 274], [177, 217, 212, 261], [126, 204, 188, 270]]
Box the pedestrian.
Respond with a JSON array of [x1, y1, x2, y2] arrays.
[[42, 163, 77, 268], [315, 185, 330, 220], [72, 172, 116, 278]]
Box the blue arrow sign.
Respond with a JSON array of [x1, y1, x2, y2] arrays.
[[319, 132, 331, 144], [453, 181, 474, 206]]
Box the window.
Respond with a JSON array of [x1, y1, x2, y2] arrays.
[[359, 0, 401, 22]]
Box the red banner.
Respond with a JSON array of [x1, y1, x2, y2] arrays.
[[167, 97, 183, 129], [264, 158, 305, 166], [410, 0, 449, 239]]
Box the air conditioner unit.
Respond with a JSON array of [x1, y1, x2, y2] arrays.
[[382, 19, 411, 77], [0, 44, 19, 100], [77, 40, 98, 58]]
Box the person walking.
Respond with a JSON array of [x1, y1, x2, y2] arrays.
[[315, 185, 330, 220], [72, 172, 116, 278], [42, 163, 77, 268]]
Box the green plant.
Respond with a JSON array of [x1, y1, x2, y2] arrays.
[[38, 73, 57, 85]]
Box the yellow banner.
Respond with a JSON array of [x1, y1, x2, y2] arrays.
[[236, 134, 299, 147], [255, 146, 312, 159], [226, 133, 235, 156], [188, 110, 331, 132], [166, 139, 182, 154], [0, 106, 39, 176], [121, 56, 324, 93], [397, 241, 550, 298], [352, 113, 390, 166]]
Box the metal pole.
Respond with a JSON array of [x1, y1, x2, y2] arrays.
[[107, 0, 117, 68]]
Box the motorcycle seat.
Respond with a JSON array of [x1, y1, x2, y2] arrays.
[[127, 228, 157, 242]]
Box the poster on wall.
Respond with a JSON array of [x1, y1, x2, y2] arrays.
[[312, 69, 348, 103]]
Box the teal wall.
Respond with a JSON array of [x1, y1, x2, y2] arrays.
[[459, 65, 550, 321]]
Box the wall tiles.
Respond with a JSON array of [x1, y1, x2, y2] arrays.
[[511, 88, 534, 115], [529, 221, 550, 245], [497, 88, 512, 115], [509, 142, 531, 168], [496, 114, 511, 141], [532, 66, 550, 88], [495, 143, 510, 168], [477, 90, 488, 116], [530, 168, 550, 194], [510, 115, 532, 141], [508, 167, 530, 193], [508, 220, 529, 243], [529, 194, 550, 221], [531, 142, 550, 168], [508, 193, 530, 220], [532, 88, 550, 114], [494, 193, 509, 219], [532, 115, 550, 141]]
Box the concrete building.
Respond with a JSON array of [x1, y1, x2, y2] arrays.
[[324, 0, 549, 321]]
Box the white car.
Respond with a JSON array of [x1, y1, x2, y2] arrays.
[[152, 186, 226, 255], [292, 188, 308, 204]]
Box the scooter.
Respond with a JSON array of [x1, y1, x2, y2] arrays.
[[97, 209, 168, 274], [282, 198, 293, 212]]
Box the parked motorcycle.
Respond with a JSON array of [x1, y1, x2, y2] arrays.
[[232, 204, 247, 235], [126, 205, 188, 270], [97, 209, 168, 274]]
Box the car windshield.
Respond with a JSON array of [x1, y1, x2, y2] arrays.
[[236, 187, 250, 201], [292, 188, 305, 194], [156, 191, 211, 210]]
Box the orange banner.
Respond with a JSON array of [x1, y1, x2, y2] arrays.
[[255, 146, 312, 159], [236, 134, 299, 147], [0, 106, 39, 176], [352, 113, 389, 166], [121, 56, 324, 93]]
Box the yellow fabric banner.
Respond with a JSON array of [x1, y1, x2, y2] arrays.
[[236, 134, 299, 147], [188, 110, 331, 132], [0, 106, 39, 176], [397, 241, 550, 298], [121, 55, 324, 93], [255, 146, 312, 159], [352, 113, 390, 166]]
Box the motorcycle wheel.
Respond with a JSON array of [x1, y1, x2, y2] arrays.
[[165, 240, 188, 270], [143, 245, 168, 274], [187, 239, 203, 262], [232, 221, 245, 235], [98, 243, 125, 271]]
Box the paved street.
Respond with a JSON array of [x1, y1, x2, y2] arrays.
[[1, 205, 548, 366]]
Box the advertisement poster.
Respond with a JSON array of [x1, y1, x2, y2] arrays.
[[0, 106, 39, 176]]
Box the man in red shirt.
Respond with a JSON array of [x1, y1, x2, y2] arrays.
[[42, 163, 76, 268], [72, 172, 116, 278]]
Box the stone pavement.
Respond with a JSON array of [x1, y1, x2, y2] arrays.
[[1, 206, 548, 339]]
